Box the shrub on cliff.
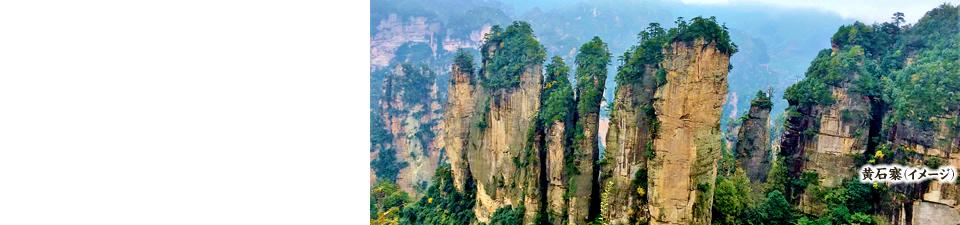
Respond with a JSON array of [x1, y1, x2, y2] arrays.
[[399, 166, 477, 224], [479, 21, 546, 91]]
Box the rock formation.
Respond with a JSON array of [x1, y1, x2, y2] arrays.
[[735, 91, 773, 183], [444, 52, 478, 191], [541, 56, 576, 225], [777, 5, 960, 223], [441, 25, 614, 225], [569, 37, 610, 224], [601, 65, 658, 224], [377, 63, 445, 195], [646, 39, 730, 225], [443, 22, 546, 224]]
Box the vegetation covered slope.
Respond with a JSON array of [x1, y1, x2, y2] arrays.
[[769, 3, 960, 225]]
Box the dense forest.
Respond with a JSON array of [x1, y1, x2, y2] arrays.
[[371, 1, 959, 224]]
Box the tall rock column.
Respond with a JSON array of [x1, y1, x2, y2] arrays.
[[570, 37, 610, 224], [601, 64, 659, 224], [647, 39, 730, 225], [735, 91, 773, 182], [444, 50, 478, 191], [463, 22, 546, 224], [541, 56, 576, 225]]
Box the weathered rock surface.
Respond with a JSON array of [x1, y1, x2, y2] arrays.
[[570, 72, 606, 224], [544, 121, 568, 225], [378, 64, 445, 195], [468, 65, 543, 223], [647, 39, 730, 225], [444, 61, 478, 191], [443, 44, 545, 223], [781, 72, 873, 214], [601, 65, 658, 224], [735, 94, 772, 183], [883, 111, 960, 223], [912, 201, 960, 225]]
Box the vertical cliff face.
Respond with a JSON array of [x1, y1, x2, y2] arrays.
[[782, 75, 873, 215], [469, 64, 543, 223], [601, 65, 658, 224], [544, 120, 568, 224], [445, 59, 544, 224], [442, 19, 737, 225], [444, 54, 478, 191], [647, 39, 730, 225], [883, 106, 960, 224], [441, 22, 548, 224], [378, 63, 445, 195], [541, 56, 576, 225], [806, 84, 871, 187], [568, 37, 611, 224], [778, 46, 875, 215], [735, 92, 772, 183]]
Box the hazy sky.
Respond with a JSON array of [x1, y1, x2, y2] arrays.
[[681, 0, 959, 24]]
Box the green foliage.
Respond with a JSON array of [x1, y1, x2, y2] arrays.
[[815, 181, 885, 225], [795, 217, 815, 225], [371, 146, 409, 183], [885, 34, 960, 128], [454, 48, 476, 79], [736, 190, 794, 225], [370, 112, 393, 152], [763, 159, 789, 198], [477, 101, 490, 129], [798, 171, 820, 191], [488, 205, 525, 225], [697, 183, 711, 192], [616, 18, 737, 85], [750, 90, 773, 108], [810, 46, 871, 86], [541, 56, 575, 125], [926, 156, 943, 169], [849, 212, 873, 225], [668, 16, 739, 55], [831, 22, 876, 51], [785, 3, 959, 145], [394, 42, 434, 63], [785, 42, 886, 108], [712, 168, 752, 225], [575, 36, 612, 116], [632, 169, 649, 206], [645, 140, 655, 159], [616, 23, 667, 84], [655, 68, 667, 87], [480, 21, 547, 91], [784, 76, 834, 107], [397, 63, 438, 104], [900, 4, 960, 52], [760, 190, 793, 225], [400, 165, 477, 225], [371, 179, 412, 219]]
